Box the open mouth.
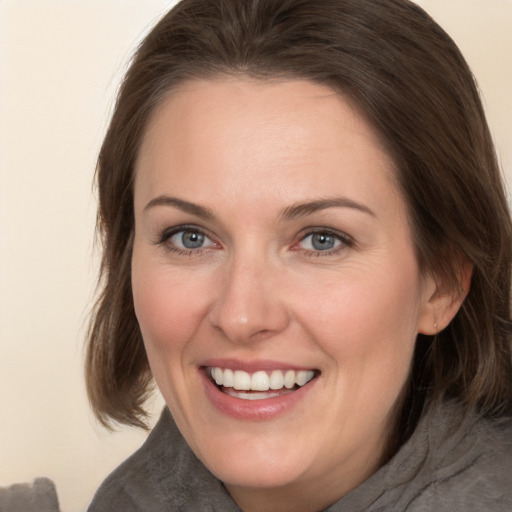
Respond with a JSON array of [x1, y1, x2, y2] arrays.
[[206, 367, 319, 401]]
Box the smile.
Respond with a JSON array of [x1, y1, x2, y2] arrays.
[[207, 367, 317, 400]]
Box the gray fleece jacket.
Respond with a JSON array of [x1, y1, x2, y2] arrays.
[[88, 402, 512, 511]]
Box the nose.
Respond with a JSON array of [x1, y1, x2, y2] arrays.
[[208, 254, 290, 344]]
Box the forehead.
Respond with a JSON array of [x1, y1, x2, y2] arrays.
[[134, 78, 401, 219]]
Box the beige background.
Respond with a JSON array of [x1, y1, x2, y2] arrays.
[[0, 1, 510, 511]]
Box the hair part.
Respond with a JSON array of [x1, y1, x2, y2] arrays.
[[86, 0, 512, 434]]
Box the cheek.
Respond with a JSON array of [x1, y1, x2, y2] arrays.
[[295, 261, 422, 393], [131, 255, 208, 354]]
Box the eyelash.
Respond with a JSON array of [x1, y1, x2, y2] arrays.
[[154, 225, 218, 256], [295, 228, 354, 257], [154, 226, 354, 257]]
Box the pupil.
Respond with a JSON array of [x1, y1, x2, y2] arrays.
[[182, 231, 204, 249], [312, 233, 334, 250]]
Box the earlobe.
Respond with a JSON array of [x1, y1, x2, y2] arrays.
[[417, 261, 472, 335]]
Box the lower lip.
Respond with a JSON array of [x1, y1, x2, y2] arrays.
[[200, 369, 317, 421]]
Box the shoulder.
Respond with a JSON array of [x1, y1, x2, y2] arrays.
[[87, 408, 240, 512], [332, 402, 512, 512], [399, 404, 512, 511], [87, 416, 168, 512], [421, 413, 511, 510]]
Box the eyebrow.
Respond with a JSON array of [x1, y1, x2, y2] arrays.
[[144, 195, 376, 220], [281, 198, 376, 220], [144, 195, 213, 219]]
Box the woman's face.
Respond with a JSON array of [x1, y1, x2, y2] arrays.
[[132, 79, 436, 508]]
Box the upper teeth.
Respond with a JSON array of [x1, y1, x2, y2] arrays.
[[209, 367, 315, 391]]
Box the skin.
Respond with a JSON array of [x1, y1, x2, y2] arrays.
[[131, 79, 462, 512]]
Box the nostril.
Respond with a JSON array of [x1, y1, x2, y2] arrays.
[[207, 267, 290, 343]]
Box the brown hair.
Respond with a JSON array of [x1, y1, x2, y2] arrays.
[[86, 0, 512, 434]]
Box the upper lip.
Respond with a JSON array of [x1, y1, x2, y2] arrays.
[[201, 358, 318, 373]]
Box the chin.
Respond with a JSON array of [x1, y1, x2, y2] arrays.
[[208, 454, 307, 490], [188, 425, 312, 489]]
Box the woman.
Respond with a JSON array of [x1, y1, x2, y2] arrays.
[[86, 0, 512, 510]]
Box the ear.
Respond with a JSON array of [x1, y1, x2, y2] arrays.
[[417, 261, 473, 335]]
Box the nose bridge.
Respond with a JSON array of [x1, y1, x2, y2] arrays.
[[209, 244, 289, 343]]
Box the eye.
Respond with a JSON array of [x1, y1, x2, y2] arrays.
[[156, 226, 218, 254], [170, 229, 213, 249], [300, 232, 340, 251], [295, 229, 352, 255]]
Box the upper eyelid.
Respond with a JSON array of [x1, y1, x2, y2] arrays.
[[161, 224, 209, 237], [155, 225, 214, 245], [298, 227, 353, 243]]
